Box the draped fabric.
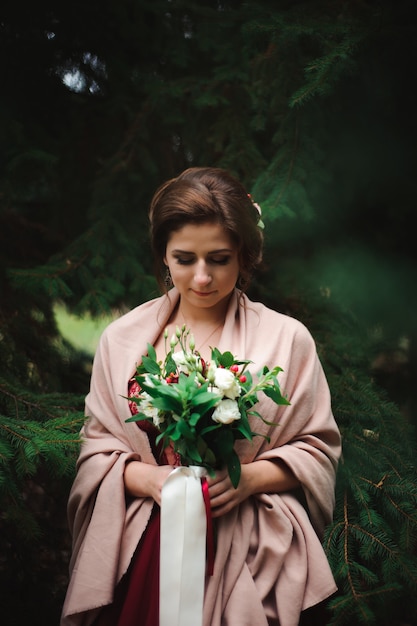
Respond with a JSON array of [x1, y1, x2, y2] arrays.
[[91, 395, 171, 626], [92, 508, 161, 626], [61, 289, 342, 626]]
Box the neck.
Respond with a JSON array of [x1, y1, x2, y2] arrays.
[[177, 314, 224, 359], [178, 297, 231, 328]]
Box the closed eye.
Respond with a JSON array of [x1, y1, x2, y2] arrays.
[[209, 256, 231, 265], [175, 257, 195, 265], [173, 256, 231, 266]]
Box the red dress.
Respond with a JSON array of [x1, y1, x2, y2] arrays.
[[93, 379, 177, 626]]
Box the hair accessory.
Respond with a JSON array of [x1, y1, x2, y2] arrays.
[[248, 194, 265, 230]]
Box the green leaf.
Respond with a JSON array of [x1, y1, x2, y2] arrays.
[[146, 343, 157, 362], [190, 391, 220, 414], [263, 386, 291, 405], [227, 450, 241, 488], [141, 355, 161, 375], [248, 408, 277, 427], [214, 428, 234, 457], [183, 444, 203, 464], [156, 422, 178, 445], [125, 412, 153, 423], [165, 353, 177, 375], [151, 395, 183, 414], [143, 378, 177, 398], [217, 351, 235, 368], [200, 423, 221, 436], [188, 411, 203, 427], [235, 409, 253, 440], [177, 419, 195, 440], [176, 372, 195, 391], [165, 423, 183, 442], [210, 347, 222, 362], [201, 446, 217, 468]]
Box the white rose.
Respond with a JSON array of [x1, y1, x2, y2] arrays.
[[213, 367, 241, 399], [139, 392, 162, 426], [212, 399, 241, 425]]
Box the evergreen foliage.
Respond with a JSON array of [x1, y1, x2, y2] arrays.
[[322, 313, 417, 625], [252, 271, 417, 625], [1, 1, 416, 624]]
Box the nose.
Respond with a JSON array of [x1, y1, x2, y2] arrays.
[[194, 261, 212, 286]]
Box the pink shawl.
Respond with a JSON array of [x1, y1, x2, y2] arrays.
[[61, 289, 341, 626]]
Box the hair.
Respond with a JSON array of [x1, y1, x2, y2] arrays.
[[149, 167, 264, 292]]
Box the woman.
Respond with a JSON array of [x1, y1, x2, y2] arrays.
[[61, 167, 341, 626]]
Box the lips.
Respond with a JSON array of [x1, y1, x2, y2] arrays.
[[192, 290, 215, 297]]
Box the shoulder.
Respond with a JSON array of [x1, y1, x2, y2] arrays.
[[242, 293, 315, 348], [98, 290, 178, 353], [104, 294, 164, 336]]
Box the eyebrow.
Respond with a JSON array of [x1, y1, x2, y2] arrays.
[[171, 248, 234, 254]]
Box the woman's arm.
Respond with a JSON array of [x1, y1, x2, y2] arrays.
[[208, 459, 300, 518], [124, 461, 174, 506], [124, 457, 299, 515]]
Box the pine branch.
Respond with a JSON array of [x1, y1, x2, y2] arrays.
[[0, 379, 85, 537]]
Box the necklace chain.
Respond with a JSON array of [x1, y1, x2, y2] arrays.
[[179, 310, 224, 352], [194, 321, 223, 351]]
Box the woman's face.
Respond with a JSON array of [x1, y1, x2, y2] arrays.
[[164, 222, 240, 314]]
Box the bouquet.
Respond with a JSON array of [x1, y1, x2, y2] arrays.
[[127, 325, 290, 488]]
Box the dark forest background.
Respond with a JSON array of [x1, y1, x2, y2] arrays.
[[1, 1, 416, 624]]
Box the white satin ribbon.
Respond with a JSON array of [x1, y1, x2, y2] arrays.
[[159, 466, 207, 626]]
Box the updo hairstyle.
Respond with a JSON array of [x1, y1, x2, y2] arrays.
[[149, 167, 264, 292]]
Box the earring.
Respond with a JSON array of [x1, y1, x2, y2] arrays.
[[237, 273, 249, 291], [164, 267, 173, 288]]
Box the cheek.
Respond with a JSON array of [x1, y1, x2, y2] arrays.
[[169, 266, 189, 283]]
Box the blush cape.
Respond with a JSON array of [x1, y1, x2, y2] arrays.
[[61, 289, 341, 626]]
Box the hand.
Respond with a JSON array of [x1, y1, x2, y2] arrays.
[[124, 461, 175, 505], [207, 459, 300, 518], [207, 466, 253, 518]]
